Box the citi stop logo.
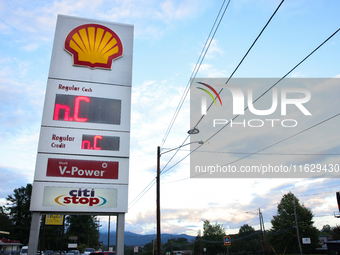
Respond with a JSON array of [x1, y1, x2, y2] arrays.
[[54, 188, 106, 207], [196, 82, 312, 128]]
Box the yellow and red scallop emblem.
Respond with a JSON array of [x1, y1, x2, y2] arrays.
[[64, 24, 123, 69]]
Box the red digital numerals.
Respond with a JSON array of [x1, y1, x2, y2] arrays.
[[53, 96, 89, 122]]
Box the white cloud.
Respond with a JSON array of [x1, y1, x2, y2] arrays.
[[204, 39, 224, 59], [191, 63, 228, 77]]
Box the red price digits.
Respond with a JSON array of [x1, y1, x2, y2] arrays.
[[82, 135, 103, 150], [54, 96, 90, 122]]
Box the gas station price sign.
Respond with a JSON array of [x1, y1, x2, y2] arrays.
[[37, 127, 130, 157], [41, 79, 131, 132], [81, 134, 120, 151], [53, 94, 121, 125]]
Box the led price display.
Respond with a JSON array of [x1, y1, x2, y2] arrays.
[[81, 135, 120, 151], [53, 94, 121, 125]]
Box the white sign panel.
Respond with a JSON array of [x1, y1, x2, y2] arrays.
[[30, 182, 128, 213], [302, 238, 311, 244]]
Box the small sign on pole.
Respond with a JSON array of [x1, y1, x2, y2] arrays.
[[302, 238, 311, 244], [45, 215, 64, 225], [224, 236, 231, 245]]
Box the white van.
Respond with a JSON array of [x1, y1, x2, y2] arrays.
[[20, 247, 28, 255]]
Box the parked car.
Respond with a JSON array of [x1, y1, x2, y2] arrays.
[[43, 250, 54, 255], [20, 247, 28, 255], [89, 252, 115, 255], [54, 251, 66, 255], [83, 249, 95, 255], [66, 251, 80, 255]]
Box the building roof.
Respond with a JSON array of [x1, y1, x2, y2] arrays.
[[0, 238, 23, 246]]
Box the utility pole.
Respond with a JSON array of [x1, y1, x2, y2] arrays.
[[157, 146, 161, 255], [259, 208, 265, 255], [261, 210, 268, 254], [156, 140, 203, 255], [293, 197, 303, 255]]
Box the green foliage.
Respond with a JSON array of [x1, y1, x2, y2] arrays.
[[66, 215, 100, 249], [269, 192, 320, 254], [0, 206, 13, 232], [163, 237, 190, 254], [40, 224, 65, 250], [140, 238, 156, 255], [3, 184, 32, 244], [232, 224, 261, 253], [1, 184, 100, 251], [77, 244, 87, 253], [321, 224, 333, 236], [195, 220, 227, 255], [332, 225, 340, 240], [203, 220, 226, 237]]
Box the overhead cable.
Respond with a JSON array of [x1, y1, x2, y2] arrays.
[[193, 0, 285, 128], [160, 0, 231, 148], [161, 27, 340, 178]]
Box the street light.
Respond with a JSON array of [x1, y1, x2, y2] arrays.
[[156, 139, 203, 255]]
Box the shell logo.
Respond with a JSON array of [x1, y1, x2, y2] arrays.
[[64, 24, 123, 69]]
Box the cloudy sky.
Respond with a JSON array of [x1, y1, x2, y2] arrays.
[[1, 0, 340, 237]]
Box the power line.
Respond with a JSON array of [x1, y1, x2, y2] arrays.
[[129, 1, 232, 208], [160, 135, 190, 174], [161, 27, 340, 179], [159, 0, 286, 178], [203, 27, 340, 145], [193, 0, 285, 129], [219, 112, 340, 167], [163, 110, 340, 183], [128, 178, 156, 208], [161, 150, 340, 156], [160, 0, 231, 148]]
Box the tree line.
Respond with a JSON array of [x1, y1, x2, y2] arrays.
[[0, 184, 334, 254], [140, 192, 330, 255], [0, 184, 100, 251]]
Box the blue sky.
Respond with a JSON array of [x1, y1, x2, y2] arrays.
[[1, 0, 340, 237]]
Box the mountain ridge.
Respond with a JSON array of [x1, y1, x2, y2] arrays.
[[99, 231, 196, 246]]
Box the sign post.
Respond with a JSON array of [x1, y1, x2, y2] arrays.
[[28, 15, 133, 255]]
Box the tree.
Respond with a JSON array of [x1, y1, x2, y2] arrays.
[[321, 224, 333, 235], [0, 206, 13, 233], [1, 184, 100, 250], [65, 215, 100, 249], [2, 184, 32, 244], [269, 192, 319, 254], [233, 224, 260, 253], [163, 237, 190, 254], [194, 220, 226, 255], [332, 225, 340, 240], [140, 239, 156, 255]]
